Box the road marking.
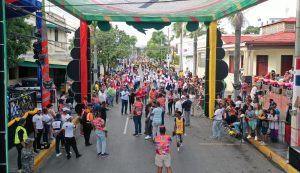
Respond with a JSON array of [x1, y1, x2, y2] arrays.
[[199, 143, 241, 146], [123, 117, 129, 134]]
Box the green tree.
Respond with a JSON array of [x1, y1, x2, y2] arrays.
[[173, 23, 205, 75], [95, 26, 137, 73], [242, 26, 260, 35], [228, 12, 245, 98], [145, 31, 168, 63], [6, 16, 34, 68]]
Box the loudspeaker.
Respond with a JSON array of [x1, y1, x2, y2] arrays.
[[289, 146, 300, 171]]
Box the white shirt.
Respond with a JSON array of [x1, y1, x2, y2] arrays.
[[42, 113, 53, 125], [235, 101, 242, 108], [250, 86, 257, 99], [268, 114, 279, 130], [121, 90, 130, 100], [98, 91, 107, 103], [32, 114, 44, 130], [52, 120, 62, 132], [214, 108, 224, 121], [175, 100, 183, 113], [61, 114, 71, 123], [62, 121, 75, 138]]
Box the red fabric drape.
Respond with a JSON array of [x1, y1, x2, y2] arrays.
[[80, 20, 88, 102]]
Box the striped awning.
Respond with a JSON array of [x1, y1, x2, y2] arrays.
[[48, 0, 266, 22]]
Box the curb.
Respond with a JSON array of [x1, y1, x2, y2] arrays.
[[248, 139, 299, 173], [34, 116, 80, 172]]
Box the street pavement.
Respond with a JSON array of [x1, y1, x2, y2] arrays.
[[38, 102, 283, 173]]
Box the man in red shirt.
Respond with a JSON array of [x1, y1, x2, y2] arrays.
[[157, 94, 166, 125], [135, 87, 145, 102], [132, 98, 144, 136]]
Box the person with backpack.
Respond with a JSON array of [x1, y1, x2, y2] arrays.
[[81, 108, 94, 146]]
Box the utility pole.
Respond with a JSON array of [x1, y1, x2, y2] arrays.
[[291, 0, 300, 147], [93, 22, 98, 84], [180, 23, 183, 71], [168, 27, 170, 68]]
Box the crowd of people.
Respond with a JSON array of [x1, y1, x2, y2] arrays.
[[212, 81, 284, 146], [14, 62, 290, 173]]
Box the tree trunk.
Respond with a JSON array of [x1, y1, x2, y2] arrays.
[[234, 13, 242, 99], [102, 62, 107, 75], [193, 35, 197, 76]]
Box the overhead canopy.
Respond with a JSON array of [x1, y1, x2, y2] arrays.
[[5, 0, 41, 19], [49, 0, 266, 22]]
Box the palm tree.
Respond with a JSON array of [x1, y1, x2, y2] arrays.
[[228, 12, 245, 99], [173, 23, 205, 75], [172, 22, 185, 71]]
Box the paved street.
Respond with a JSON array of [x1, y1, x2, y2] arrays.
[[38, 103, 283, 173]]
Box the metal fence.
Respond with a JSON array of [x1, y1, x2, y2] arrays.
[[8, 91, 37, 121]]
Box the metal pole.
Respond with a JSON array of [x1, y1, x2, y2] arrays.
[[291, 0, 300, 146], [0, 0, 8, 172], [180, 23, 183, 71], [41, 0, 50, 107]]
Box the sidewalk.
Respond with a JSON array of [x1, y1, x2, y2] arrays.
[[248, 138, 298, 173], [8, 116, 80, 173]]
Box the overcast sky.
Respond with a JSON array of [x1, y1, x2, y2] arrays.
[[46, 0, 297, 47]]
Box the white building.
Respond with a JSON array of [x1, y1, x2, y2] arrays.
[[9, 11, 73, 91]]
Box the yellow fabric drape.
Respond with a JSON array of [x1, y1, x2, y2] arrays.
[[209, 21, 217, 119]]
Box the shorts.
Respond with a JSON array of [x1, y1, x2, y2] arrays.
[[155, 154, 171, 167], [248, 120, 257, 130]]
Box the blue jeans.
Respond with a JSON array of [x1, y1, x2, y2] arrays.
[[212, 120, 222, 138], [108, 96, 114, 106], [95, 130, 106, 154], [121, 99, 128, 114], [133, 116, 142, 134], [233, 121, 247, 135], [144, 95, 148, 105], [161, 110, 165, 125]]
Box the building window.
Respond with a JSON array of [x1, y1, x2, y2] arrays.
[[281, 55, 293, 75], [229, 55, 234, 73], [55, 29, 58, 42]]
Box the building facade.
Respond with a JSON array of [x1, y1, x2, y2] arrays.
[[198, 17, 296, 92], [9, 11, 73, 91]]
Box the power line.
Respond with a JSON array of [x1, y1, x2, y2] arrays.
[[7, 31, 72, 45], [6, 3, 76, 32], [16, 0, 190, 7]]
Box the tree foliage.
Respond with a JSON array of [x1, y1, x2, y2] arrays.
[[95, 26, 137, 73], [145, 31, 169, 63], [242, 26, 260, 35], [6, 16, 34, 68]]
